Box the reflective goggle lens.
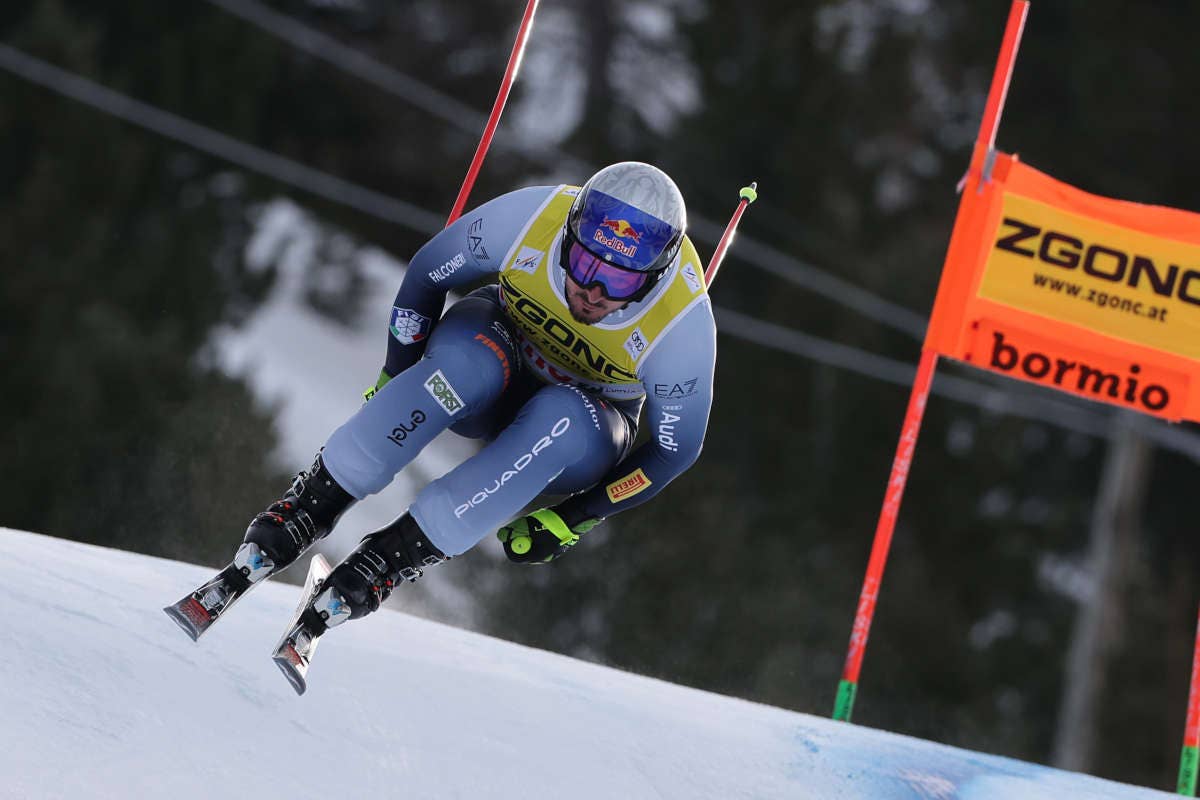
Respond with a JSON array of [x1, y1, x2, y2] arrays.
[[565, 240, 650, 301]]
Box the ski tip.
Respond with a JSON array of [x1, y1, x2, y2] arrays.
[[309, 552, 332, 577], [163, 603, 203, 642], [273, 652, 308, 696]]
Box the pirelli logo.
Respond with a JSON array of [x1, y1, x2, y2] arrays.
[[606, 468, 652, 503]]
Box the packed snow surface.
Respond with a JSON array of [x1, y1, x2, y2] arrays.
[[0, 529, 1175, 799]]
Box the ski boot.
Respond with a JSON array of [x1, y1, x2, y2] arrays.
[[164, 453, 355, 640], [317, 511, 447, 626], [271, 513, 447, 694], [241, 452, 356, 575]]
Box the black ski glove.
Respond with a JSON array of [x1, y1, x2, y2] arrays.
[[497, 508, 601, 564]]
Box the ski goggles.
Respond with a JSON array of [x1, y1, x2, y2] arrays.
[[561, 233, 654, 302]]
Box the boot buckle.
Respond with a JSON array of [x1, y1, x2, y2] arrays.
[[283, 509, 318, 548], [397, 565, 423, 582]]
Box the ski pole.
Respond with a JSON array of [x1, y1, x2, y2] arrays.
[[705, 182, 758, 287], [446, 0, 540, 227]]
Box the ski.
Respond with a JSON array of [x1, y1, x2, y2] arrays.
[[163, 543, 275, 641], [272, 553, 347, 696]]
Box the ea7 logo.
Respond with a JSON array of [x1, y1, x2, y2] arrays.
[[654, 379, 699, 399], [467, 218, 489, 260]]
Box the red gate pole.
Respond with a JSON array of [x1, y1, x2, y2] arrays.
[[833, 348, 938, 720], [1177, 606, 1200, 795], [445, 0, 540, 227], [832, 0, 1030, 723]]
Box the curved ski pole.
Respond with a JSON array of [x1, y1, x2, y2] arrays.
[[704, 182, 758, 288]]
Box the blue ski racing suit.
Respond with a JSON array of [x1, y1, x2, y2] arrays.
[[321, 184, 716, 559]]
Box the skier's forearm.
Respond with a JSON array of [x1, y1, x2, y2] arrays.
[[562, 431, 702, 521], [382, 186, 554, 378], [382, 280, 448, 378], [383, 233, 485, 375], [560, 302, 716, 523]]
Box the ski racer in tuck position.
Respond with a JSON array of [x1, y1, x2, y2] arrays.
[[169, 161, 717, 648]]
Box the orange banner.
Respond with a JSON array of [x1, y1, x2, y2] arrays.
[[927, 148, 1200, 422]]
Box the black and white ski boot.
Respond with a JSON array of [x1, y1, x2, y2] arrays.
[[318, 512, 447, 625], [270, 514, 446, 694], [242, 452, 356, 573], [164, 453, 355, 640]]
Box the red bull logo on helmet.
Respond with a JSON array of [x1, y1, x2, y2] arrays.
[[593, 217, 641, 258], [599, 218, 642, 242]]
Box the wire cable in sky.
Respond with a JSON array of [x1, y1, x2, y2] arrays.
[[717, 308, 1109, 440], [203, 0, 488, 133], [716, 307, 1200, 461], [0, 44, 445, 236], [200, 0, 929, 341], [7, 41, 1200, 461]]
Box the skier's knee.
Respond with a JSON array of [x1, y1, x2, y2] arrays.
[[425, 329, 515, 405], [521, 385, 606, 447]]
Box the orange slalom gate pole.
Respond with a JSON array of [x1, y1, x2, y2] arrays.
[[446, 0, 540, 227], [832, 0, 1029, 722], [833, 348, 938, 720], [977, 0, 1029, 152], [1178, 607, 1200, 794]]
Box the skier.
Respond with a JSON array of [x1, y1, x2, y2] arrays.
[[169, 161, 716, 647]]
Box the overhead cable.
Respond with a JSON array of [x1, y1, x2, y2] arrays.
[[7, 42, 1200, 461], [0, 44, 445, 236], [714, 308, 1113, 440], [715, 307, 1200, 461], [203, 0, 488, 132], [201, 0, 928, 341]]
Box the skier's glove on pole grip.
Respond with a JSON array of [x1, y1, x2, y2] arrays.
[[497, 509, 600, 564], [362, 369, 392, 404]]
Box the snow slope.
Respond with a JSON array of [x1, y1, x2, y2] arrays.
[[0, 529, 1175, 800]]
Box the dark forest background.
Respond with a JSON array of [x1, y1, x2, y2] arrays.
[[4, 0, 1200, 791]]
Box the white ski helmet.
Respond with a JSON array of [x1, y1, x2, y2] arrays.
[[559, 162, 687, 302]]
